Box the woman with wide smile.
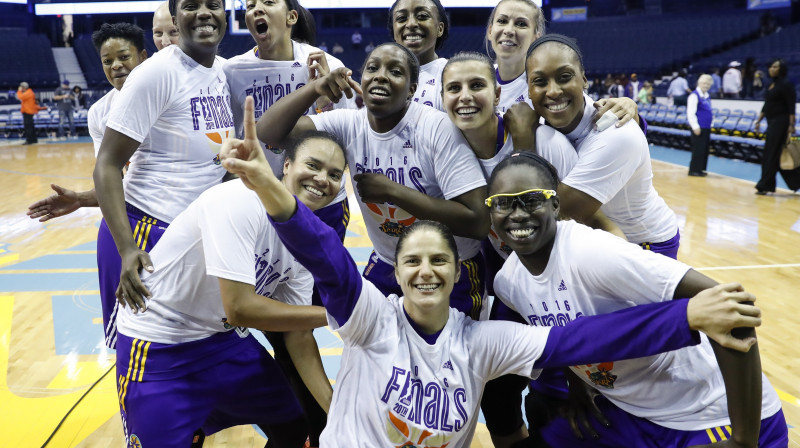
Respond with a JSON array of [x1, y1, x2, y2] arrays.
[[389, 0, 449, 110], [219, 107, 765, 446], [486, 152, 787, 448], [223, 2, 358, 442], [257, 43, 493, 321]]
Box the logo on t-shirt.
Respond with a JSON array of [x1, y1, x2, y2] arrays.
[[558, 280, 567, 291], [292, 61, 302, 68], [386, 411, 453, 448], [366, 203, 417, 237], [402, 140, 413, 149], [580, 362, 617, 389], [426, 78, 436, 86], [515, 94, 525, 103]]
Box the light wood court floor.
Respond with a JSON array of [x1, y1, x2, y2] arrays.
[[0, 141, 798, 447]]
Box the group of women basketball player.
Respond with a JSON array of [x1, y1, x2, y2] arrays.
[[27, 0, 788, 446]]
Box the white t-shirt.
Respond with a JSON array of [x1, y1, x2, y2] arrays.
[[494, 220, 782, 430], [224, 40, 354, 212], [105, 45, 233, 223], [117, 180, 313, 344], [88, 89, 119, 157], [412, 57, 447, 111], [496, 69, 532, 114], [562, 93, 677, 244], [320, 280, 550, 446], [483, 125, 579, 259], [309, 102, 486, 263]]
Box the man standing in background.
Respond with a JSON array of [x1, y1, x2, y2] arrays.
[[53, 79, 75, 139], [723, 61, 743, 99], [687, 74, 714, 177], [15, 82, 41, 145]]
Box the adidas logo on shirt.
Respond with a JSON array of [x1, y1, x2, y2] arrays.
[[558, 280, 567, 291], [292, 61, 302, 68], [402, 140, 413, 149], [515, 95, 525, 103], [426, 79, 436, 85], [442, 360, 454, 371]]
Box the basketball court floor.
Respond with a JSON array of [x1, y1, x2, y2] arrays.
[[0, 138, 797, 446]]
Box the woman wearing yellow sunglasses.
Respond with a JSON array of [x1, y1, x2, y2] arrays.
[[486, 151, 787, 448]]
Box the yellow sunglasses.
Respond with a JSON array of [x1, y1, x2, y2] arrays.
[[485, 189, 557, 213]]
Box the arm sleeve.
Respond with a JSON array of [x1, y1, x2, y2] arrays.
[[533, 298, 700, 369], [105, 62, 172, 143], [200, 191, 261, 286], [270, 198, 362, 326], [686, 92, 700, 130], [561, 125, 644, 204], [429, 116, 487, 199]]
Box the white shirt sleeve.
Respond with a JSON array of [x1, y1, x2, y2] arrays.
[[469, 320, 550, 380], [308, 108, 356, 143], [686, 91, 700, 130], [562, 125, 644, 204], [88, 101, 104, 157], [106, 61, 173, 143], [331, 281, 394, 347], [427, 116, 487, 199], [199, 189, 262, 286]]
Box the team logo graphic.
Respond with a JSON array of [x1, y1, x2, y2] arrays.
[[488, 227, 512, 255], [206, 129, 234, 165], [385, 411, 452, 448], [129, 434, 142, 448], [266, 144, 284, 155], [582, 362, 616, 389], [366, 203, 417, 237]]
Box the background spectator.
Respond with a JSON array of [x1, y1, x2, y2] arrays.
[[15, 81, 41, 145], [722, 61, 742, 98], [687, 74, 714, 177], [638, 81, 654, 104], [53, 79, 75, 139], [755, 59, 799, 194], [72, 85, 87, 111], [667, 70, 691, 106], [332, 42, 344, 55], [608, 76, 625, 98], [364, 41, 375, 54], [743, 57, 756, 99], [709, 67, 722, 99], [318, 41, 328, 52], [626, 72, 641, 100], [350, 30, 362, 50]]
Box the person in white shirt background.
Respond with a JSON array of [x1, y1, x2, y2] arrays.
[[723, 60, 743, 99]]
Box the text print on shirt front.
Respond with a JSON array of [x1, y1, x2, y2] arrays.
[[190, 94, 234, 131], [381, 366, 470, 434], [525, 299, 583, 327], [247, 77, 307, 120], [254, 248, 293, 295]]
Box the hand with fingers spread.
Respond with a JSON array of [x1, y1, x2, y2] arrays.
[[560, 369, 610, 441], [307, 50, 331, 80], [116, 247, 153, 313], [687, 282, 761, 352], [220, 96, 273, 191], [352, 172, 399, 204], [313, 67, 362, 104], [592, 97, 639, 129], [27, 184, 95, 221]]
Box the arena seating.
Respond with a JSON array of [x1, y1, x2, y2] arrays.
[[0, 30, 60, 90], [642, 102, 774, 163]]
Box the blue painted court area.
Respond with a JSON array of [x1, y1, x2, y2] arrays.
[[649, 144, 790, 190]]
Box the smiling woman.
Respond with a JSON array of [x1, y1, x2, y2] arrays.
[[92, 0, 234, 358], [219, 104, 766, 445], [389, 0, 449, 110], [487, 151, 788, 447]]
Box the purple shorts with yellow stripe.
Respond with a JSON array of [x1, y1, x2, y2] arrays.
[[98, 203, 168, 349], [363, 250, 487, 320], [540, 395, 788, 447], [117, 330, 302, 446], [639, 229, 681, 260]]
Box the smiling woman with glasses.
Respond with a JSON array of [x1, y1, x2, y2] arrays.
[[485, 151, 787, 448]]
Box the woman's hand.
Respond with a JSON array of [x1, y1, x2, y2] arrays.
[[307, 50, 331, 80], [352, 172, 398, 204], [313, 67, 362, 104], [686, 282, 760, 352], [220, 96, 273, 191], [593, 97, 639, 129], [27, 184, 84, 221]]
